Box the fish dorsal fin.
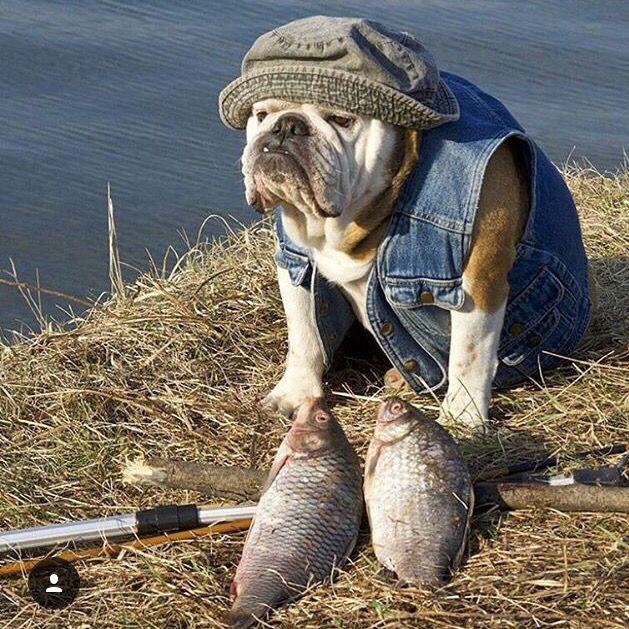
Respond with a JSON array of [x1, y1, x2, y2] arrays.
[[260, 439, 291, 495]]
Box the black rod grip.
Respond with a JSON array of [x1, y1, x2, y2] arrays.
[[136, 504, 200, 535]]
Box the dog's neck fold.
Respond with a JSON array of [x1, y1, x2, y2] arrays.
[[280, 128, 420, 283], [336, 129, 419, 261]]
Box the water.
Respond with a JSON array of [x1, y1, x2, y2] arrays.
[[1, 0, 627, 333]]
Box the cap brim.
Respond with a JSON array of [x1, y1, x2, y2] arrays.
[[218, 66, 459, 131]]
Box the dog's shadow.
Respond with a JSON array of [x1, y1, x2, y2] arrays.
[[323, 326, 576, 563], [581, 254, 628, 352]]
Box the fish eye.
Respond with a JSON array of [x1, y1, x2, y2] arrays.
[[256, 111, 267, 123], [314, 411, 329, 424], [326, 114, 354, 128], [379, 398, 406, 422]]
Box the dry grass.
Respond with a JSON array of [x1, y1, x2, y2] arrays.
[[0, 166, 627, 628]]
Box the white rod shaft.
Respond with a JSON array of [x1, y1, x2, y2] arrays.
[[198, 504, 257, 524], [0, 513, 137, 553], [0, 504, 257, 554]]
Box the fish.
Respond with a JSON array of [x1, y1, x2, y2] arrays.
[[364, 397, 474, 586], [229, 399, 363, 627]]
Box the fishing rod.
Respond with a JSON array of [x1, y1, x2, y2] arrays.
[[0, 519, 253, 579], [475, 443, 627, 481], [0, 503, 256, 555], [1, 443, 625, 573]]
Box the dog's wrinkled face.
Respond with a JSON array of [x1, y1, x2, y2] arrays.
[[242, 99, 403, 221]]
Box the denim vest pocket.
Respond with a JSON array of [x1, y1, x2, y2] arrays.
[[381, 276, 465, 311], [503, 266, 563, 331], [499, 265, 568, 366], [273, 246, 312, 287], [500, 308, 561, 366]]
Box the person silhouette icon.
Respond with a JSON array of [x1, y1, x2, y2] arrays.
[[45, 573, 63, 593], [29, 557, 80, 609]]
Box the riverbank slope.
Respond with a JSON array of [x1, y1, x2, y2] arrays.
[[0, 166, 627, 627]]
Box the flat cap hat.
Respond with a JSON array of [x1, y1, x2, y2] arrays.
[[219, 16, 459, 130]]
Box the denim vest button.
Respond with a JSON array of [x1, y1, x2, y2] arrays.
[[380, 322, 394, 336], [527, 334, 542, 348], [403, 359, 418, 372], [319, 302, 329, 316], [419, 291, 434, 305], [509, 322, 524, 336]]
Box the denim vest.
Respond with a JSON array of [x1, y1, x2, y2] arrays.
[[274, 73, 591, 393]]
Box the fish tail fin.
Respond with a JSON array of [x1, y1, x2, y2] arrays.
[[229, 596, 273, 628], [228, 608, 258, 628]]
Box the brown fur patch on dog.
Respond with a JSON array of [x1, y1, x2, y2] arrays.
[[463, 138, 530, 313], [338, 128, 420, 260]]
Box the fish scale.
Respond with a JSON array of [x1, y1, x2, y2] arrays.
[[229, 400, 362, 627], [365, 397, 474, 586]]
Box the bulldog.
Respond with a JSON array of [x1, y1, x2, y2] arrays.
[[242, 99, 527, 428], [219, 17, 592, 429]]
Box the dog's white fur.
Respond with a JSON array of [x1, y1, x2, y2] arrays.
[[446, 284, 507, 425], [243, 99, 506, 428]]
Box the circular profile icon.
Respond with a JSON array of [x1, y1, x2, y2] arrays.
[[28, 557, 80, 609]]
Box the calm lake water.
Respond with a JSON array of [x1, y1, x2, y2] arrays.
[[1, 0, 627, 333]]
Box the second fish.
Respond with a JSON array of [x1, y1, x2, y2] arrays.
[[364, 397, 474, 586]]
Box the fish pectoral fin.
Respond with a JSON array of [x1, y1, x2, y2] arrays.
[[260, 441, 291, 495], [452, 485, 475, 570], [363, 442, 382, 491], [376, 565, 398, 584], [229, 579, 240, 600], [338, 529, 360, 568]]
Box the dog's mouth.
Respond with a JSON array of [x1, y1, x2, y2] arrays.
[[261, 146, 294, 157], [256, 145, 306, 173], [248, 145, 341, 218]]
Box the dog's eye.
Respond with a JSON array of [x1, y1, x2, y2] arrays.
[[327, 114, 354, 128], [256, 111, 267, 123]]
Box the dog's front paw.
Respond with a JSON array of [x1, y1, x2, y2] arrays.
[[263, 371, 324, 416]]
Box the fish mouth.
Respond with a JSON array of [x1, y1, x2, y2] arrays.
[[289, 427, 321, 435], [376, 414, 411, 426], [373, 421, 420, 446], [286, 423, 331, 456]]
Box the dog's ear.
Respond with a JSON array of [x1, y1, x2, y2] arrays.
[[387, 128, 420, 205], [338, 127, 420, 259]]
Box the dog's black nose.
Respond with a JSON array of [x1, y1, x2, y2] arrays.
[[270, 114, 310, 144]]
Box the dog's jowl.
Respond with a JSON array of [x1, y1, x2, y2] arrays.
[[219, 16, 593, 429]]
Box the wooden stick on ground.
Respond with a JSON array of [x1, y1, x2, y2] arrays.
[[123, 458, 266, 500], [122, 458, 629, 513], [474, 482, 629, 513]]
